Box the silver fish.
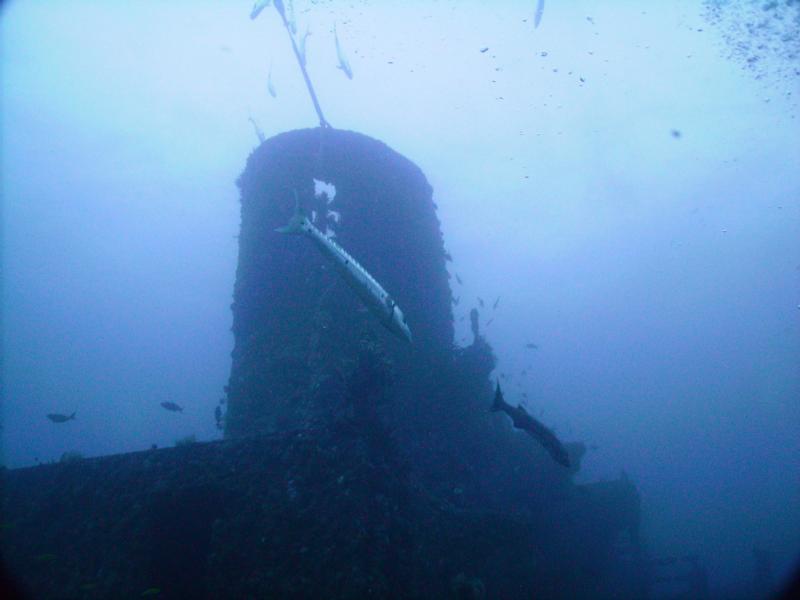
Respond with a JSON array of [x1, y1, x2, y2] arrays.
[[277, 192, 411, 343]]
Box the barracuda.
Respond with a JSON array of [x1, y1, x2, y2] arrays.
[[491, 382, 570, 467], [276, 192, 412, 343]]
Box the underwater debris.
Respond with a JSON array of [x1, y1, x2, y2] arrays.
[[671, 129, 682, 139], [141, 588, 161, 597], [46, 412, 75, 423], [455, 273, 463, 284], [492, 296, 500, 309], [491, 382, 570, 468], [334, 23, 353, 79], [276, 191, 412, 343], [160, 401, 183, 413], [534, 0, 545, 29], [478, 297, 484, 308], [227, 127, 455, 436]]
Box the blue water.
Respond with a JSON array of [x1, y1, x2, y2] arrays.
[[2, 1, 798, 596]]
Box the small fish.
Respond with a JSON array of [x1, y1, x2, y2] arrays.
[[493, 296, 500, 309], [480, 47, 489, 53], [141, 588, 161, 597], [267, 64, 277, 98], [250, 0, 271, 20], [525, 343, 538, 350], [478, 297, 484, 308], [455, 273, 463, 285], [534, 0, 545, 29], [671, 129, 682, 139], [333, 24, 353, 79], [160, 402, 183, 413], [46, 412, 75, 423], [452, 296, 460, 306], [486, 318, 494, 327]]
